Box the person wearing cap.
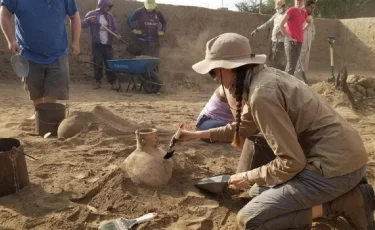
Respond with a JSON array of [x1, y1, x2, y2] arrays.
[[295, 0, 316, 81], [127, 0, 167, 57], [172, 32, 373, 229], [280, 0, 311, 76], [82, 0, 119, 90], [251, 0, 286, 70]]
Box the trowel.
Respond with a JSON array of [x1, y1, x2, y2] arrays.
[[194, 175, 230, 194], [163, 123, 183, 159], [98, 213, 157, 230]]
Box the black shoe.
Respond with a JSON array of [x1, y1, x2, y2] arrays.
[[330, 184, 374, 230]]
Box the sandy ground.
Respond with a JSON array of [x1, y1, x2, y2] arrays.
[[0, 77, 375, 230]]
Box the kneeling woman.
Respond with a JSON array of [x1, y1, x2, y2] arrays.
[[174, 33, 373, 229]]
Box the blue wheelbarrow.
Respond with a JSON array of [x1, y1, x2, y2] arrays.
[[85, 57, 164, 94]]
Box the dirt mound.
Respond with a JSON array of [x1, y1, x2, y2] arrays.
[[90, 105, 147, 136], [347, 74, 375, 98], [17, 105, 147, 139], [311, 76, 375, 113], [311, 81, 352, 108]]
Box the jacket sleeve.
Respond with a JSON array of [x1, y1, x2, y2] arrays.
[[109, 13, 118, 34], [127, 8, 141, 30], [157, 11, 167, 32], [248, 86, 307, 186], [209, 103, 258, 142], [81, 11, 98, 28], [257, 14, 275, 31]]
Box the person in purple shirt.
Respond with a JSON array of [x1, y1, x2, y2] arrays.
[[82, 0, 119, 90], [196, 86, 235, 142], [127, 0, 167, 58]]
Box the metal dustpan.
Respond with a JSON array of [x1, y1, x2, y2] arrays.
[[11, 53, 29, 81], [194, 175, 230, 194]]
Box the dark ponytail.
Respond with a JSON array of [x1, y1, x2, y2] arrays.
[[231, 64, 257, 149]]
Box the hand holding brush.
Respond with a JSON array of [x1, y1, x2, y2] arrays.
[[164, 123, 184, 159]]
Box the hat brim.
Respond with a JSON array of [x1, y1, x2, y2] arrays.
[[144, 3, 157, 10], [192, 54, 267, 75]]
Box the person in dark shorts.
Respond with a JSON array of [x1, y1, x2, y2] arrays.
[[127, 0, 167, 58], [82, 0, 120, 90], [0, 0, 81, 115]]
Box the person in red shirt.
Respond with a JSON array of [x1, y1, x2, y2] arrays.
[[280, 0, 312, 76]]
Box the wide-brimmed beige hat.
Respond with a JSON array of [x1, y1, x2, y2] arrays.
[[192, 33, 267, 75]]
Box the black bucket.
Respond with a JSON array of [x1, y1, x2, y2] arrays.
[[35, 103, 66, 137], [0, 138, 30, 197]]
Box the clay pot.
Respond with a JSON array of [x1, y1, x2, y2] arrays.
[[57, 115, 88, 139], [121, 128, 174, 186]]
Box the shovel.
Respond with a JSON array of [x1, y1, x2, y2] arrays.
[[99, 213, 157, 230], [100, 24, 128, 45], [327, 36, 336, 82], [100, 24, 141, 56], [10, 53, 29, 82], [194, 175, 230, 194]]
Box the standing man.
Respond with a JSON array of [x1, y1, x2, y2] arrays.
[[280, 0, 311, 76], [295, 0, 316, 81], [251, 0, 287, 70], [82, 0, 119, 90], [0, 0, 81, 109], [127, 0, 167, 58]]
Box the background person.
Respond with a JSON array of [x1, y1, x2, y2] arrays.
[[82, 0, 120, 90], [196, 86, 235, 131], [196, 86, 235, 143], [295, 0, 316, 81], [127, 0, 167, 58], [0, 0, 81, 116], [280, 0, 310, 76], [251, 0, 287, 70]]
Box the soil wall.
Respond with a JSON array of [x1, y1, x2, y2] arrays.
[[0, 0, 374, 90]]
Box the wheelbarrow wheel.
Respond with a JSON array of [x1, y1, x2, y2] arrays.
[[142, 71, 162, 94]]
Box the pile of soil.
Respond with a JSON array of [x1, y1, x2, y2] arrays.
[[311, 76, 375, 113], [347, 74, 375, 99]]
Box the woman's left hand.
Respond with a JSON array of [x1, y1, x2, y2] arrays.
[[228, 172, 251, 190]]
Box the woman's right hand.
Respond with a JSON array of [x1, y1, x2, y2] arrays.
[[171, 130, 198, 144]]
